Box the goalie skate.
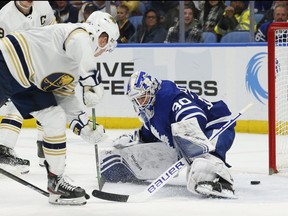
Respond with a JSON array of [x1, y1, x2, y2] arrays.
[[45, 161, 87, 205], [0, 145, 30, 174], [195, 179, 237, 199]]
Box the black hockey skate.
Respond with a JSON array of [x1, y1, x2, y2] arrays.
[[0, 144, 30, 174], [44, 161, 87, 205], [195, 177, 237, 199], [37, 141, 45, 167]]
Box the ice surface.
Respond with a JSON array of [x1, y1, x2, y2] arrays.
[[1, 129, 288, 216]]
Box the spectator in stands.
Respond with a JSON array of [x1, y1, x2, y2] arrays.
[[165, 5, 202, 43], [116, 4, 135, 43], [257, 1, 288, 30], [255, 4, 288, 42], [78, 1, 117, 23], [148, 1, 178, 18], [52, 0, 79, 23], [254, 1, 273, 14], [82, 2, 98, 22], [161, 1, 200, 31], [121, 1, 142, 16], [199, 1, 227, 33], [129, 8, 167, 43], [70, 1, 84, 10], [214, 0, 256, 41], [193, 1, 205, 12], [92, 1, 117, 18]]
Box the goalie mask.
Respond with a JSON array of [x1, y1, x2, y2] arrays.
[[86, 11, 119, 55], [127, 71, 161, 122]]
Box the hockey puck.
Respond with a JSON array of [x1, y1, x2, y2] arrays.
[[250, 181, 260, 185]]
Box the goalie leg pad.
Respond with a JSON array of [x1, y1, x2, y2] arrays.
[[102, 161, 143, 183], [186, 154, 234, 197], [171, 118, 215, 159], [100, 142, 178, 182]]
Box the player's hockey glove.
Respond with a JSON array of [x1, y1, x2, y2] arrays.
[[112, 130, 139, 149], [79, 70, 104, 107], [70, 112, 106, 143]]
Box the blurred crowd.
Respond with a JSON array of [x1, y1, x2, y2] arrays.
[[2, 1, 288, 43]]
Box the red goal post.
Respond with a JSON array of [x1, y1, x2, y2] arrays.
[[268, 22, 288, 174]]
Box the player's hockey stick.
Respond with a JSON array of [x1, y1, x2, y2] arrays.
[[92, 103, 253, 202], [0, 167, 91, 199], [92, 108, 105, 191], [0, 167, 49, 197]]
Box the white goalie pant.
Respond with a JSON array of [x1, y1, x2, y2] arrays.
[[100, 142, 178, 182], [186, 154, 234, 194], [31, 106, 67, 175]]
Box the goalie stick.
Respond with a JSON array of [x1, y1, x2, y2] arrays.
[[92, 103, 253, 202]]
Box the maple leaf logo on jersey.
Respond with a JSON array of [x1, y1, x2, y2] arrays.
[[41, 73, 74, 91], [151, 125, 170, 146]]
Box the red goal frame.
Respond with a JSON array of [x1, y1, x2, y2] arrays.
[[268, 22, 288, 174]]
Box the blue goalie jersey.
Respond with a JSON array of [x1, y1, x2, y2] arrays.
[[139, 80, 235, 148]]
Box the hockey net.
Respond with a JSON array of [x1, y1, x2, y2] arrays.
[[268, 22, 288, 174]]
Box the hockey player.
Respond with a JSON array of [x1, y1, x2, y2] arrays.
[[0, 1, 57, 171], [0, 11, 119, 205], [100, 71, 236, 199]]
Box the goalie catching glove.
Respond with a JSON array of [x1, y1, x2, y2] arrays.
[[79, 70, 104, 107], [70, 112, 106, 144], [112, 130, 139, 149]]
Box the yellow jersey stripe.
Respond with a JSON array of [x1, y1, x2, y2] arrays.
[[0, 124, 21, 133], [14, 33, 35, 82], [43, 148, 66, 156], [1, 37, 30, 87], [43, 135, 66, 143]]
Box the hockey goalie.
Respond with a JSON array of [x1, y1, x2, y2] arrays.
[[99, 71, 236, 199]]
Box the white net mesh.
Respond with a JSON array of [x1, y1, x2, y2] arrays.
[[274, 29, 288, 172]]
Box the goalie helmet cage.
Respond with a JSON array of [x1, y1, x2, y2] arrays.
[[268, 22, 288, 174]]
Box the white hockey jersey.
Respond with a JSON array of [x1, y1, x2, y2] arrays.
[[0, 23, 97, 91], [0, 1, 56, 38], [0, 23, 101, 122]]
